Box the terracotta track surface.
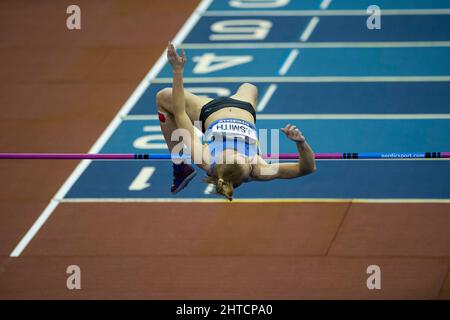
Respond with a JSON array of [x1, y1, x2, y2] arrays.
[[0, 0, 449, 299]]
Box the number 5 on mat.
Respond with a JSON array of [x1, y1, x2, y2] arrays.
[[129, 167, 156, 191]]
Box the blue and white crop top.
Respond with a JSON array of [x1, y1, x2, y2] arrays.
[[203, 118, 260, 180]]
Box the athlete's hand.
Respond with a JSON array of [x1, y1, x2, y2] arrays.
[[167, 42, 186, 72], [281, 124, 306, 144]]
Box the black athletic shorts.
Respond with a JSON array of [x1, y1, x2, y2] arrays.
[[199, 97, 256, 132]]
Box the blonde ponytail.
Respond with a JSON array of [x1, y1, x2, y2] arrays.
[[204, 163, 245, 201], [216, 178, 233, 201]]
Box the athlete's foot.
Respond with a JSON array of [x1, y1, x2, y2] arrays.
[[171, 163, 196, 194]]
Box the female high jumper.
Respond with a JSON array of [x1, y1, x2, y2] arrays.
[[156, 42, 316, 200]]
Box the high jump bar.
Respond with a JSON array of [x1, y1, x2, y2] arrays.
[[0, 152, 449, 160]]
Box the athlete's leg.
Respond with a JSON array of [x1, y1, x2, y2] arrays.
[[230, 83, 258, 110], [156, 88, 212, 152], [156, 88, 212, 194]]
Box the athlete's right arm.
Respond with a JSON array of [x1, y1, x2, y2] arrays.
[[167, 42, 210, 171]]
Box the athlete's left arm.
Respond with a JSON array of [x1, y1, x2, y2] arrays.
[[251, 124, 316, 181], [167, 42, 210, 171]]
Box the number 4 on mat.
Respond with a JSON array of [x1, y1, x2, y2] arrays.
[[192, 53, 253, 74], [129, 167, 156, 191]]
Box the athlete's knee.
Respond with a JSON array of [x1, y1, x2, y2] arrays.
[[156, 88, 173, 123], [237, 83, 258, 107], [241, 82, 258, 94], [156, 88, 173, 107]]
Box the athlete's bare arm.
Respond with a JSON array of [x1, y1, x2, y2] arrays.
[[167, 42, 210, 170], [251, 124, 316, 181]]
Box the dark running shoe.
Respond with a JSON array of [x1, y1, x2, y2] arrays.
[[171, 163, 196, 194]]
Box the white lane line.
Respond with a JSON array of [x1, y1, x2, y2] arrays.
[[180, 41, 450, 49], [10, 200, 59, 257], [153, 76, 450, 83], [278, 49, 299, 75], [203, 9, 450, 16], [59, 198, 450, 204], [256, 84, 277, 112], [320, 0, 332, 10], [122, 114, 450, 121], [300, 17, 320, 42], [9, 0, 214, 258]]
